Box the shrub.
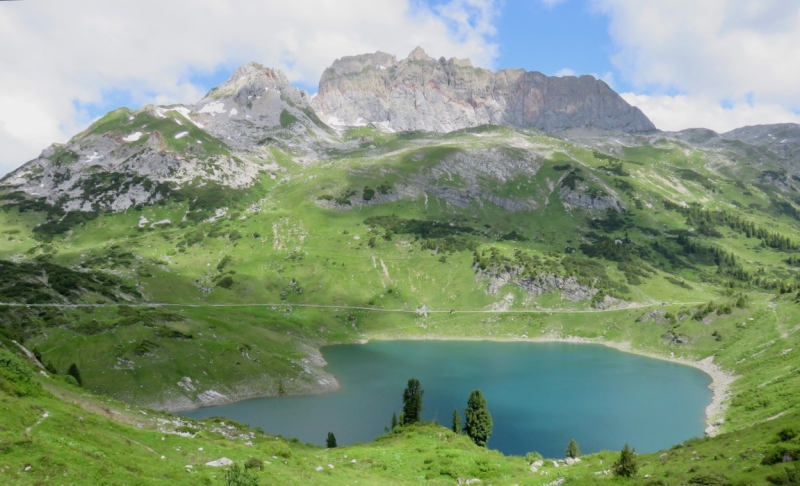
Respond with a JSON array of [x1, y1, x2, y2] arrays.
[[244, 457, 263, 470], [217, 276, 234, 289], [0, 349, 42, 397], [525, 451, 543, 463], [225, 463, 259, 486]]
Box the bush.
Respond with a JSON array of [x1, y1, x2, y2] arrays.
[[0, 349, 42, 397], [217, 276, 234, 289], [225, 463, 259, 486], [244, 457, 263, 470], [525, 451, 542, 463]]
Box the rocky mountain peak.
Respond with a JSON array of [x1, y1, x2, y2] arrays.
[[312, 48, 656, 134], [404, 46, 434, 62]]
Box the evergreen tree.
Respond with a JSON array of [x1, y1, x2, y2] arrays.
[[67, 363, 83, 387], [613, 443, 638, 477], [390, 412, 398, 430], [452, 408, 461, 434], [402, 378, 424, 424], [326, 432, 337, 448], [464, 389, 492, 447], [566, 439, 581, 458], [44, 361, 58, 375]]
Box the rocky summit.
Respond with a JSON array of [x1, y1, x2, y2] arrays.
[[312, 47, 655, 134]]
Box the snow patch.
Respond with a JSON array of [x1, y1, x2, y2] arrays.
[[229, 108, 238, 117], [198, 101, 226, 115], [165, 106, 204, 128], [326, 116, 347, 127], [123, 132, 143, 142], [85, 152, 101, 163], [175, 131, 189, 139]]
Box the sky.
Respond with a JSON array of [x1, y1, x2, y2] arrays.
[[1, 0, 799, 176]]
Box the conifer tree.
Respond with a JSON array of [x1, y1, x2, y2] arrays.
[[452, 408, 461, 434], [402, 378, 424, 424], [67, 363, 83, 387], [566, 439, 581, 458], [326, 432, 337, 448], [613, 443, 638, 477], [390, 412, 398, 430], [464, 389, 492, 447]]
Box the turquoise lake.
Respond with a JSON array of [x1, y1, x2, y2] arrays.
[[180, 341, 712, 457]]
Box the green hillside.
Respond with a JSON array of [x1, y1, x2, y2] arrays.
[[2, 122, 800, 484]]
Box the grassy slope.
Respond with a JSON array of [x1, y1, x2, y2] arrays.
[[2, 125, 800, 483], [2, 346, 799, 485]]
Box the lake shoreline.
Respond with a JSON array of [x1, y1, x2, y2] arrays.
[[167, 333, 735, 438], [365, 333, 736, 437]]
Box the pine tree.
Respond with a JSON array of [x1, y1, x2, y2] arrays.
[[452, 408, 461, 434], [402, 378, 424, 424], [326, 432, 337, 448], [45, 361, 58, 375], [390, 412, 398, 430], [613, 443, 638, 477], [67, 363, 83, 387], [566, 439, 581, 458], [464, 389, 492, 447]]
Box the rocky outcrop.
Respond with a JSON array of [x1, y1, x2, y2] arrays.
[[312, 47, 656, 134], [474, 265, 598, 302], [192, 62, 335, 150], [560, 187, 622, 211]]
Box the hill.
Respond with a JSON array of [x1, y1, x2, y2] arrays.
[[0, 50, 800, 484]]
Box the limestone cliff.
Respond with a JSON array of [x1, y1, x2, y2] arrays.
[[312, 47, 656, 134]]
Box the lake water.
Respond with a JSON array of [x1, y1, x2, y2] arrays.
[[180, 341, 711, 457]]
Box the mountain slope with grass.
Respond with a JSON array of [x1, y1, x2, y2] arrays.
[[1, 53, 800, 484]]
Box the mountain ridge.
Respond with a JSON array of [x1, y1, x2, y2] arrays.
[[311, 46, 656, 134]]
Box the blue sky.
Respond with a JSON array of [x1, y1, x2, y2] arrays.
[[76, 1, 624, 122], [1, 0, 800, 175]]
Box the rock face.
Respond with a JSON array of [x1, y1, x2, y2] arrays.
[[0, 63, 332, 212], [474, 265, 598, 302], [312, 47, 656, 134]]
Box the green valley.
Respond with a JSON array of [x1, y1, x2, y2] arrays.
[[1, 58, 800, 484]]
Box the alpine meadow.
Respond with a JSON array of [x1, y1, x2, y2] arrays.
[[1, 46, 800, 485]]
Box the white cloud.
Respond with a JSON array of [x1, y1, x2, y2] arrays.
[[542, 0, 568, 8], [593, 0, 800, 130], [554, 68, 577, 77], [0, 0, 501, 176], [621, 93, 800, 133]]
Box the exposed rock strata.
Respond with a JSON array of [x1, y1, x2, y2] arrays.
[[474, 265, 598, 302], [313, 47, 656, 134]]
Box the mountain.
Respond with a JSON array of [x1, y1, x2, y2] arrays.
[[2, 49, 800, 485], [0, 62, 335, 213], [311, 47, 656, 134]]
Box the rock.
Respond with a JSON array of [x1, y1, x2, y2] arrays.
[[532, 460, 544, 467], [529, 465, 538, 473], [205, 458, 233, 467], [552, 461, 559, 468], [315, 466, 324, 472], [565, 457, 576, 466], [313, 47, 656, 134]]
